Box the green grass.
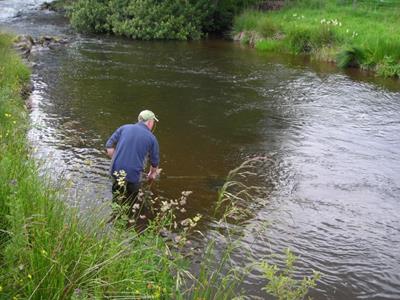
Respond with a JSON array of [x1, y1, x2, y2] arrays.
[[0, 32, 184, 299], [233, 0, 400, 77]]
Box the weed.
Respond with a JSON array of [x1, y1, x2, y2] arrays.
[[261, 248, 321, 300]]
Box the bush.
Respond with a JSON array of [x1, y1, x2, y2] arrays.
[[69, 0, 261, 40], [70, 0, 205, 40], [69, 0, 109, 33]]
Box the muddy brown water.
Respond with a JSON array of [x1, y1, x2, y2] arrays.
[[2, 4, 400, 299]]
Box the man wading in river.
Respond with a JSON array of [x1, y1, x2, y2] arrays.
[[105, 110, 160, 214]]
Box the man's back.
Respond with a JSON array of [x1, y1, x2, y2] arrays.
[[106, 122, 159, 183]]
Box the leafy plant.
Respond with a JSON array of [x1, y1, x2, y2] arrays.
[[262, 248, 321, 300]]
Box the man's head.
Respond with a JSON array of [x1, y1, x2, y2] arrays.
[[138, 110, 159, 131]]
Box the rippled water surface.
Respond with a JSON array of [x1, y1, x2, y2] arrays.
[[2, 5, 400, 300]]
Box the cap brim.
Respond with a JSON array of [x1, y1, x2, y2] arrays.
[[153, 116, 159, 122]]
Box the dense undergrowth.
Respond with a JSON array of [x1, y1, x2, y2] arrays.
[[233, 0, 400, 78]]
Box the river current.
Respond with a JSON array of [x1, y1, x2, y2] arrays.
[[1, 3, 400, 299]]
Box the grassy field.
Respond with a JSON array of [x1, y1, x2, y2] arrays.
[[0, 33, 185, 300], [233, 0, 400, 77]]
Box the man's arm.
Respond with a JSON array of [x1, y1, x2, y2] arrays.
[[147, 137, 160, 181], [105, 126, 122, 159]]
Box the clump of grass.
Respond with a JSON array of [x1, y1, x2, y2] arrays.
[[256, 17, 280, 38], [256, 39, 281, 52], [232, 10, 261, 33], [336, 46, 366, 68], [376, 56, 400, 78]]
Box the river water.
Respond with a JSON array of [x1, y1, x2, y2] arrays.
[[1, 3, 400, 299]]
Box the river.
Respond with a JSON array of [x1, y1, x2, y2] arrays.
[[1, 3, 400, 299]]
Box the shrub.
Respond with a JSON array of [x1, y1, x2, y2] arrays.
[[69, 0, 109, 33]]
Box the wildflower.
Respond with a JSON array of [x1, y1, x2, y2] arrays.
[[135, 290, 140, 294], [320, 18, 326, 24], [180, 208, 186, 213], [27, 274, 32, 280], [13, 120, 16, 124], [41, 249, 47, 256], [193, 214, 202, 223], [182, 191, 192, 197], [139, 215, 146, 219], [4, 113, 11, 118], [0, 285, 2, 292], [292, 13, 297, 17], [132, 203, 140, 209]]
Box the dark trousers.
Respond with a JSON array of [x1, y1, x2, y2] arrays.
[[112, 180, 140, 214]]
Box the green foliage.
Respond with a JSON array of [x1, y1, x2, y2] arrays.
[[255, 39, 281, 52], [68, 0, 262, 40], [69, 0, 109, 33], [233, 0, 400, 77], [376, 56, 400, 78], [232, 10, 260, 33], [69, 0, 206, 40], [256, 17, 280, 38], [262, 248, 320, 300], [287, 26, 313, 53], [336, 46, 366, 68]]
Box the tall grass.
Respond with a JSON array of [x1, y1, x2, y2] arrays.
[[233, 0, 400, 77]]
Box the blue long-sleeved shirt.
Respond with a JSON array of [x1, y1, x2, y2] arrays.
[[105, 122, 159, 183]]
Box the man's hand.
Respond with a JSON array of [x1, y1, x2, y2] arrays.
[[106, 148, 115, 158], [147, 167, 162, 182]]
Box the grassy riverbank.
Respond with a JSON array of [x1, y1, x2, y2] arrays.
[[233, 0, 400, 78], [0, 33, 183, 299]]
